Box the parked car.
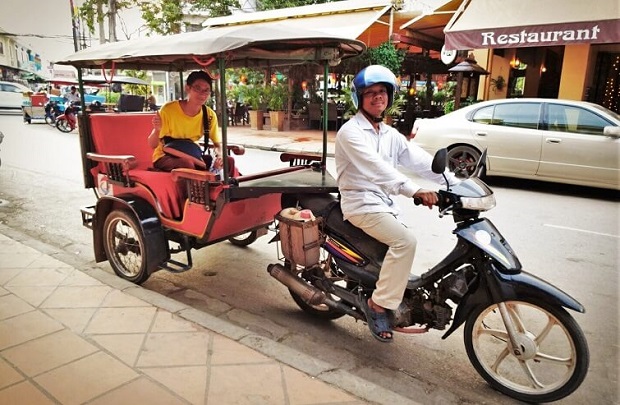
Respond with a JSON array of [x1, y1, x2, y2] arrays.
[[0, 81, 31, 109], [412, 98, 620, 190]]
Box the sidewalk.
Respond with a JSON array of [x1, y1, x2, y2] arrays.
[[224, 124, 337, 156], [0, 227, 395, 405]]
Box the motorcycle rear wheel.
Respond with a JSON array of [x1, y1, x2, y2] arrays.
[[228, 231, 258, 247], [288, 261, 347, 320], [56, 118, 73, 133], [464, 298, 589, 403]]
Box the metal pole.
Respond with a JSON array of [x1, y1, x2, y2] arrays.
[[219, 58, 229, 182], [322, 61, 329, 169]]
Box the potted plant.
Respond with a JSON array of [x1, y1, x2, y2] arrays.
[[384, 90, 406, 126], [242, 85, 264, 130], [265, 83, 288, 131]]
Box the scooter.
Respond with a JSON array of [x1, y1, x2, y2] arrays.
[[268, 149, 589, 403], [55, 102, 80, 132]]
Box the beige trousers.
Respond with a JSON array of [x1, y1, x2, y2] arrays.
[[347, 212, 417, 310]]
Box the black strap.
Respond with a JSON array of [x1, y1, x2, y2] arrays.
[[201, 105, 211, 155]]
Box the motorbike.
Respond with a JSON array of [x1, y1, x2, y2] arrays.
[[55, 102, 80, 132], [268, 149, 589, 403]]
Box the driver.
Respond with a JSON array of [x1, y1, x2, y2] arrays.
[[334, 65, 457, 343], [65, 86, 80, 104]]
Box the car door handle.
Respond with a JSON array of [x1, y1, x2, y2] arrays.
[[475, 132, 487, 137], [546, 138, 562, 144]]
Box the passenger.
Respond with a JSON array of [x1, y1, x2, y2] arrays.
[[147, 70, 224, 172], [335, 65, 457, 343]]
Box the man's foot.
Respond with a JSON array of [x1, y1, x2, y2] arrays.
[[361, 298, 393, 343]]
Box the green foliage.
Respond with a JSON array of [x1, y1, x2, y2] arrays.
[[140, 0, 242, 35], [339, 87, 356, 120], [385, 90, 406, 117], [363, 41, 406, 75], [122, 70, 149, 96], [139, 0, 185, 35], [257, 0, 335, 11], [264, 83, 289, 111], [240, 85, 264, 110], [79, 0, 136, 38]]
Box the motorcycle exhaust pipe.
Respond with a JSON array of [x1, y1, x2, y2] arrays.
[[267, 263, 364, 320], [268, 263, 326, 306]]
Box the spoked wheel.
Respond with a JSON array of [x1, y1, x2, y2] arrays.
[[56, 118, 73, 133], [228, 230, 258, 247], [464, 299, 589, 403], [447, 145, 481, 178], [288, 258, 347, 320], [102, 209, 150, 284]]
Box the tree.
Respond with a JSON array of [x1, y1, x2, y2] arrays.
[[79, 0, 136, 44], [256, 0, 334, 10], [140, 0, 240, 35], [363, 41, 406, 75]]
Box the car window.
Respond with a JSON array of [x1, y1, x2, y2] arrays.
[[471, 105, 494, 124], [2, 84, 21, 93], [491, 103, 541, 129], [548, 103, 612, 135]]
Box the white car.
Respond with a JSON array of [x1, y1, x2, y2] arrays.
[[0, 81, 31, 109], [412, 98, 620, 190]]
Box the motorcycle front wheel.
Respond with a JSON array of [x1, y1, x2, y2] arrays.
[[464, 298, 589, 403], [56, 118, 72, 133]]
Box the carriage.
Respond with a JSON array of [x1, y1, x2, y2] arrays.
[[56, 25, 364, 283]]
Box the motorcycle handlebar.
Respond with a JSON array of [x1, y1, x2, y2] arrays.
[[413, 193, 440, 207]]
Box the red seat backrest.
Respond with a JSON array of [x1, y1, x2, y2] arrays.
[[89, 112, 156, 170]]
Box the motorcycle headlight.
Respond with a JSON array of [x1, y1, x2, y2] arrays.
[[460, 194, 496, 211]]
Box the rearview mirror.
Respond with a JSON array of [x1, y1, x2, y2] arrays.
[[603, 126, 620, 137], [432, 149, 447, 174]]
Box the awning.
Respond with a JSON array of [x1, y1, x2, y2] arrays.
[[444, 0, 620, 50], [398, 0, 464, 51], [55, 24, 366, 71], [202, 0, 397, 48], [48, 75, 149, 86]]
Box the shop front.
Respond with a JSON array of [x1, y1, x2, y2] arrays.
[[442, 0, 620, 112]]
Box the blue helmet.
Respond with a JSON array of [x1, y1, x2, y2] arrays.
[[351, 65, 397, 110]]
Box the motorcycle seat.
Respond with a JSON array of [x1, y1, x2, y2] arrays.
[[297, 193, 388, 269]]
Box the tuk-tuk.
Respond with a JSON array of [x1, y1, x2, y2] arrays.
[[55, 24, 364, 284]]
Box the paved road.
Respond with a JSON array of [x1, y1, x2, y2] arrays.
[[0, 112, 618, 404]]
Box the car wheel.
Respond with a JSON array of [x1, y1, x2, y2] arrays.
[[448, 145, 481, 178]]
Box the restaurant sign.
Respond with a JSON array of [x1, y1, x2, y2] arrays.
[[445, 20, 619, 50]]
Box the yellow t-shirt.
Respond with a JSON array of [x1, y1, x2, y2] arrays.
[[152, 100, 220, 163]]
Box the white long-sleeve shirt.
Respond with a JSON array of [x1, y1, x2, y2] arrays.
[[335, 112, 455, 220]]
